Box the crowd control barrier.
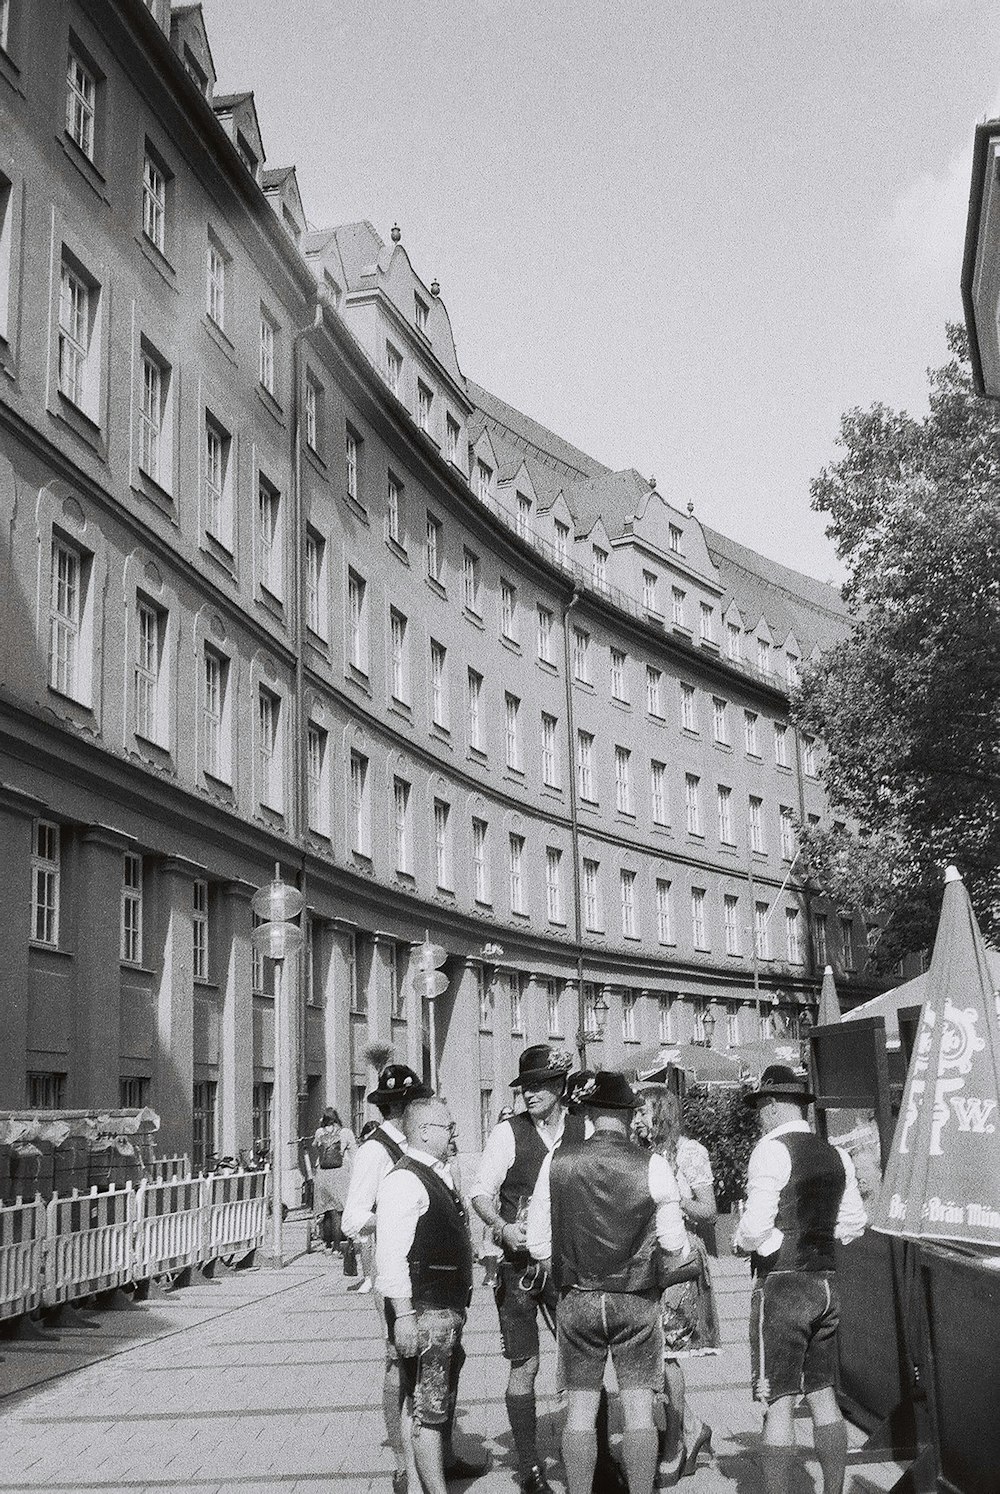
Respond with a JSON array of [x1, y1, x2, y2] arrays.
[[0, 1168, 269, 1323]]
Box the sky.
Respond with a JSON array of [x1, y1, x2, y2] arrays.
[[204, 0, 1000, 584]]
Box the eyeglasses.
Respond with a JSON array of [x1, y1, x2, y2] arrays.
[[423, 1121, 456, 1134]]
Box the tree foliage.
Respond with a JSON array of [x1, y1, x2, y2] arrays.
[[794, 324, 1000, 964], [682, 1084, 758, 1212]]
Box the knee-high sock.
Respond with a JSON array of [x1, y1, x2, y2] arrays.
[[595, 1387, 613, 1462], [758, 1444, 796, 1494], [383, 1359, 404, 1471], [620, 1428, 658, 1494], [506, 1390, 538, 1476], [813, 1421, 848, 1494], [563, 1428, 598, 1494]]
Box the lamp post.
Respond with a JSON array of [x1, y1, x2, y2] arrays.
[[702, 1007, 717, 1047], [578, 988, 609, 1050]]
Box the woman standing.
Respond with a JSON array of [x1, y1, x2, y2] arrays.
[[312, 1107, 356, 1254], [639, 1084, 719, 1484]]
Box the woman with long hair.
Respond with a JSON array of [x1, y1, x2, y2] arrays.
[[639, 1083, 719, 1483]]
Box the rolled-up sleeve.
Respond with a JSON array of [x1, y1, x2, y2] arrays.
[[374, 1169, 428, 1300], [648, 1153, 689, 1255], [526, 1151, 553, 1262], [834, 1147, 868, 1244], [732, 1136, 790, 1256], [471, 1121, 515, 1203], [342, 1140, 389, 1239]]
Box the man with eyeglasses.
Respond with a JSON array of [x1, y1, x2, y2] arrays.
[[376, 1097, 478, 1494]]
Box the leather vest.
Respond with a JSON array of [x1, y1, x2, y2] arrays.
[[550, 1132, 659, 1295], [752, 1130, 846, 1278], [371, 1125, 404, 1165], [498, 1111, 584, 1262], [398, 1156, 474, 1310]]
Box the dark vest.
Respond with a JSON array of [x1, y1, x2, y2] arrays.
[[398, 1155, 474, 1310], [550, 1131, 659, 1296], [498, 1111, 585, 1262], [752, 1130, 847, 1278], [371, 1125, 404, 1165]]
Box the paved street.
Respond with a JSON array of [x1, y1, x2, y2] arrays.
[[0, 1229, 906, 1494]]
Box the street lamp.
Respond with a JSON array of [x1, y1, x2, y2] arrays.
[[579, 989, 610, 1047], [702, 1007, 717, 1046]]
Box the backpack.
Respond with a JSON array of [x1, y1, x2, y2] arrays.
[[318, 1129, 343, 1169]]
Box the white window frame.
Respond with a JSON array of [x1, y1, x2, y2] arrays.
[[58, 258, 93, 410], [509, 833, 525, 913], [573, 627, 590, 682], [642, 571, 657, 610], [134, 596, 163, 743], [684, 773, 701, 836], [541, 713, 560, 787], [192, 878, 209, 981], [305, 529, 326, 637], [780, 806, 796, 860], [646, 666, 662, 716], [49, 537, 83, 699], [545, 847, 562, 922], [472, 817, 490, 903], [66, 49, 96, 159], [727, 622, 741, 661], [350, 751, 371, 856], [691, 887, 708, 949], [202, 646, 230, 782], [463, 548, 481, 612], [717, 784, 733, 844], [426, 511, 442, 581], [537, 605, 553, 662], [620, 870, 637, 938], [121, 852, 143, 965], [671, 587, 686, 627], [755, 901, 771, 961], [577, 730, 594, 801], [477, 460, 492, 503], [724, 894, 740, 955], [713, 696, 728, 743], [614, 745, 632, 814], [504, 692, 521, 770], [31, 820, 61, 947], [656, 879, 673, 945], [700, 602, 714, 642], [786, 907, 803, 964], [431, 640, 448, 728], [658, 992, 675, 1042], [749, 795, 764, 853], [390, 609, 408, 703], [467, 668, 482, 750], [345, 428, 359, 502], [347, 569, 368, 672], [417, 380, 433, 433], [142, 149, 166, 253], [651, 760, 667, 825], [500, 580, 517, 640], [744, 709, 759, 756], [305, 377, 319, 451], [203, 414, 232, 548], [610, 648, 627, 701], [583, 858, 602, 930], [206, 237, 226, 327], [387, 473, 402, 544], [433, 798, 452, 889], [774, 722, 789, 768], [386, 341, 402, 396], [257, 687, 283, 811], [681, 683, 697, 732], [258, 476, 281, 596], [547, 979, 562, 1036], [259, 309, 276, 395], [393, 777, 411, 872], [306, 721, 329, 834]]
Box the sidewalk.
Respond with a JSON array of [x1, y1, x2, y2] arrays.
[[0, 1232, 908, 1494]]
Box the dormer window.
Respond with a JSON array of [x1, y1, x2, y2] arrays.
[[236, 130, 258, 179], [669, 523, 682, 554], [414, 294, 428, 333], [417, 381, 433, 434], [386, 343, 402, 397], [477, 461, 492, 503], [183, 45, 208, 95]]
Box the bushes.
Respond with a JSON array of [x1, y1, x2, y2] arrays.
[[682, 1083, 759, 1212]]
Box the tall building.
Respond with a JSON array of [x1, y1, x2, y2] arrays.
[[963, 117, 1000, 396], [0, 0, 883, 1177]]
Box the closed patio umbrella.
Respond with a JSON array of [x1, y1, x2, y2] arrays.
[[626, 1043, 744, 1087], [817, 964, 842, 1026]]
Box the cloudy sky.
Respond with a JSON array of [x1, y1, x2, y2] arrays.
[[204, 0, 1000, 582]]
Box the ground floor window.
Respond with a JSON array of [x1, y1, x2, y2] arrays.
[[119, 1075, 150, 1109], [252, 1082, 273, 1161], [193, 1080, 217, 1171], [27, 1070, 66, 1108], [351, 1083, 366, 1138]]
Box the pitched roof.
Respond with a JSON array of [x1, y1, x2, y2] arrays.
[[212, 91, 253, 110], [702, 527, 847, 653], [561, 468, 653, 539], [466, 379, 607, 507], [262, 166, 294, 189]]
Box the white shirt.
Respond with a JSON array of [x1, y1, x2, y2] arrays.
[[341, 1120, 407, 1240], [471, 1109, 570, 1203], [732, 1119, 868, 1258], [374, 1146, 459, 1300], [527, 1139, 689, 1262]]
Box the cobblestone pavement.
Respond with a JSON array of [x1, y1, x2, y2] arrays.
[[0, 1229, 907, 1494]]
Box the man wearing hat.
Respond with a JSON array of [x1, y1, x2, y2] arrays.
[[471, 1045, 583, 1494], [733, 1065, 868, 1494], [527, 1071, 690, 1494]]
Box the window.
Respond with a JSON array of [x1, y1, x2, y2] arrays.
[[699, 602, 714, 643], [258, 476, 281, 595], [610, 649, 627, 701], [504, 693, 521, 769], [510, 974, 524, 1035], [757, 637, 771, 675], [305, 530, 326, 636], [803, 736, 818, 776], [350, 751, 370, 855], [780, 806, 796, 860], [58, 257, 95, 410], [547, 980, 561, 1036], [66, 49, 96, 159], [257, 688, 282, 810], [500, 580, 517, 640], [386, 341, 402, 396], [345, 428, 359, 502], [724, 894, 740, 955], [203, 415, 232, 547], [414, 293, 428, 332], [684, 773, 701, 835], [727, 621, 741, 662], [545, 847, 562, 922], [192, 879, 209, 980], [541, 713, 560, 787], [446, 413, 460, 462], [755, 901, 771, 961], [467, 668, 483, 750], [30, 820, 60, 946], [841, 916, 856, 972], [202, 647, 229, 780], [120, 1076, 150, 1110], [713, 697, 728, 744], [669, 523, 682, 554], [509, 834, 525, 913], [583, 859, 602, 930], [537, 606, 553, 662], [691, 887, 708, 949], [620, 870, 637, 938], [27, 1072, 66, 1110], [477, 460, 492, 503], [577, 730, 594, 800], [306, 722, 328, 833], [786, 653, 799, 687], [774, 722, 789, 768], [478, 966, 493, 1030], [786, 908, 803, 963], [463, 548, 481, 612], [49, 537, 84, 698], [717, 784, 733, 844], [252, 1081, 272, 1156], [305, 377, 320, 451], [614, 746, 632, 814], [671, 587, 686, 627], [727, 1008, 740, 1047], [658, 992, 675, 1042], [142, 149, 166, 253], [431, 640, 448, 728], [387, 473, 402, 545], [592, 545, 608, 588], [138, 348, 168, 483], [206, 237, 226, 327], [0, 174, 12, 343], [417, 381, 433, 433], [814, 913, 828, 965], [121, 853, 143, 964], [393, 941, 408, 1019], [642, 571, 658, 610], [192, 1080, 217, 1170], [347, 569, 367, 671], [573, 627, 590, 682], [651, 760, 667, 824], [681, 683, 697, 732], [236, 130, 258, 179], [656, 879, 673, 944], [622, 988, 638, 1040], [472, 818, 490, 902], [134, 597, 163, 742], [393, 777, 411, 872], [390, 609, 408, 702], [743, 710, 759, 756], [646, 666, 662, 715], [517, 493, 531, 535], [258, 310, 276, 394], [555, 520, 569, 561], [433, 799, 452, 888], [748, 795, 764, 853]]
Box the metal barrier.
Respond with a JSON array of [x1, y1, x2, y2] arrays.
[[203, 1170, 268, 1262], [147, 1154, 190, 1183], [134, 1178, 204, 1279], [44, 1186, 136, 1307], [0, 1198, 46, 1321]]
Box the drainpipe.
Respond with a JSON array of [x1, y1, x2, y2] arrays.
[[561, 587, 587, 1064]]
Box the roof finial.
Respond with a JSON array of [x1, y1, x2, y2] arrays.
[[648, 475, 656, 490], [391, 223, 401, 243], [430, 279, 440, 297], [687, 499, 695, 516]]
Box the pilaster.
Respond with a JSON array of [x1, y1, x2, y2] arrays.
[[152, 856, 199, 1156], [72, 825, 131, 1109], [217, 881, 254, 1157], [0, 789, 41, 1106]]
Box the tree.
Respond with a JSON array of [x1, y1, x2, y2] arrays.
[[794, 324, 1000, 966]]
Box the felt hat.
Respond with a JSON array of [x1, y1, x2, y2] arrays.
[[510, 1044, 573, 1089], [750, 1064, 814, 1105], [367, 1063, 431, 1106], [565, 1069, 597, 1111], [580, 1070, 640, 1111]]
